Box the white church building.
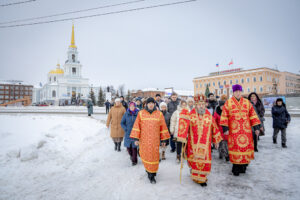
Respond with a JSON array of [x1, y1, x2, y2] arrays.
[[33, 24, 92, 105]]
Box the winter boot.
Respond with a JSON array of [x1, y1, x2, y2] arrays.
[[273, 138, 277, 144], [176, 154, 181, 163], [200, 182, 207, 187], [282, 143, 287, 148], [114, 142, 118, 151], [232, 164, 240, 176], [117, 142, 121, 152], [148, 172, 156, 184], [225, 156, 230, 162], [162, 151, 166, 160]]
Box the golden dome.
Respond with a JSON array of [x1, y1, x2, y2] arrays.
[[49, 68, 64, 74]]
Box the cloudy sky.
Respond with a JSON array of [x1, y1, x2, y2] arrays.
[[0, 0, 299, 91]]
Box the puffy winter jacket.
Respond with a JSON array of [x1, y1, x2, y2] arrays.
[[272, 105, 291, 129]]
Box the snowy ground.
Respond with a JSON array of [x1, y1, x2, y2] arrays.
[[0, 114, 299, 200]]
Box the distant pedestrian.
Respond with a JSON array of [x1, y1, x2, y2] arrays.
[[87, 98, 93, 116], [272, 98, 291, 148], [105, 100, 111, 114]]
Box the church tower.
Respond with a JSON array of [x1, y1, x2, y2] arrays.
[[64, 24, 82, 78]]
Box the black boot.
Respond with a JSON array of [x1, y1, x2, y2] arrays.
[[200, 182, 207, 187], [114, 142, 117, 151], [147, 172, 156, 184], [117, 142, 121, 152], [273, 138, 277, 144], [225, 156, 230, 162], [232, 164, 240, 176], [282, 143, 287, 148]]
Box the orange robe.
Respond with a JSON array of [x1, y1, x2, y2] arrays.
[[220, 97, 261, 164], [130, 109, 170, 173], [177, 109, 222, 184]]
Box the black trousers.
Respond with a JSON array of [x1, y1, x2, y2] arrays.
[[176, 141, 183, 156], [106, 107, 110, 114]]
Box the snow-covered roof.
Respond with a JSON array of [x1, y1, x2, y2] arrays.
[[0, 80, 33, 86], [141, 88, 163, 92]]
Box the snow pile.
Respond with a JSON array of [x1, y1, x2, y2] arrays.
[[0, 106, 106, 113], [0, 114, 299, 200]]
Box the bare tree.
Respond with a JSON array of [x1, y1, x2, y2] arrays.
[[118, 84, 125, 97]]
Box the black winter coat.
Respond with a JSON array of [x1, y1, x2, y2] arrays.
[[168, 99, 180, 115], [272, 105, 291, 129]]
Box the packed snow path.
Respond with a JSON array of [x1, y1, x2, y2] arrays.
[[0, 114, 299, 200]]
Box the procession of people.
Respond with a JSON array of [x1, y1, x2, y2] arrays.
[[103, 84, 291, 185]]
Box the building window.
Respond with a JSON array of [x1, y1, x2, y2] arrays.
[[235, 79, 238, 84], [260, 76, 263, 82], [241, 78, 244, 83], [54, 77, 56, 81], [196, 84, 198, 88], [72, 68, 76, 75], [72, 54, 75, 62], [253, 77, 256, 82], [260, 86, 263, 92], [213, 82, 215, 86], [200, 84, 202, 88], [223, 81, 226, 85], [230, 80, 233, 85], [49, 77, 51, 82], [247, 87, 250, 93], [218, 81, 220, 86], [254, 87, 256, 92], [52, 90, 56, 98], [247, 77, 250, 83]]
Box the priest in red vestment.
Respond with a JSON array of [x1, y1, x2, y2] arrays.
[[177, 94, 222, 186], [220, 84, 261, 176]]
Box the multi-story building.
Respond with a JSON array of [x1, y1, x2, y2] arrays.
[[0, 80, 33, 105], [193, 67, 282, 96], [279, 71, 300, 94]]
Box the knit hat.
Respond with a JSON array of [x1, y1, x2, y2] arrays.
[[146, 97, 155, 104], [159, 102, 167, 110], [115, 98, 121, 102], [232, 84, 243, 92], [129, 102, 136, 107]]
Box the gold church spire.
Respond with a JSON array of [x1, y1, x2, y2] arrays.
[[69, 23, 77, 48]]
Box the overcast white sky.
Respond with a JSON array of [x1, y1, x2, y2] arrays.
[[0, 0, 299, 91]]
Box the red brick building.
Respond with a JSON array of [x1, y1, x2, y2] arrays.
[[0, 80, 33, 105], [131, 88, 165, 98]]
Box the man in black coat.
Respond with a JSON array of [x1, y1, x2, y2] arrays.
[[272, 98, 291, 148], [167, 92, 180, 152], [120, 96, 128, 110], [207, 93, 218, 115]]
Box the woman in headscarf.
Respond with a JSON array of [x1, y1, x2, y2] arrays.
[[121, 102, 139, 165], [248, 92, 265, 152], [106, 98, 126, 151]]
